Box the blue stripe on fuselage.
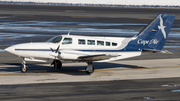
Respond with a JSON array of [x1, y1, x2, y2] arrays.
[[15, 49, 141, 52], [15, 49, 52, 51]]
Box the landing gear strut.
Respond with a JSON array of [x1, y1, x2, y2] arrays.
[[85, 61, 94, 74], [51, 60, 62, 70], [21, 59, 28, 73]]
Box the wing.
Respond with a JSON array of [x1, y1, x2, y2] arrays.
[[78, 54, 118, 61]]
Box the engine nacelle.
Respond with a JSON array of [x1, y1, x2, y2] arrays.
[[59, 53, 79, 60]]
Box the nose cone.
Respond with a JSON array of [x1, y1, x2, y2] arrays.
[[5, 46, 15, 54]]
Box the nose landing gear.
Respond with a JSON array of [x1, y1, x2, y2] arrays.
[[21, 59, 28, 73]]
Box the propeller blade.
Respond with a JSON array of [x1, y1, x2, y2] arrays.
[[50, 47, 54, 52], [54, 60, 57, 70], [55, 45, 60, 53], [51, 60, 55, 66]]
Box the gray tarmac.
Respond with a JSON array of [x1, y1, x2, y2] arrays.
[[0, 52, 180, 100], [0, 4, 180, 101], [1, 78, 180, 101]]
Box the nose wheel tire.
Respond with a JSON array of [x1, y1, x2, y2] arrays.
[[21, 66, 28, 73], [21, 59, 28, 73]]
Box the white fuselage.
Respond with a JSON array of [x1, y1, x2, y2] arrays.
[[5, 35, 142, 62]]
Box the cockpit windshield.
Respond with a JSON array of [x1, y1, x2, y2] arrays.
[[46, 36, 62, 43]]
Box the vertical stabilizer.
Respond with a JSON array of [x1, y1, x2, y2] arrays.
[[131, 14, 175, 50]]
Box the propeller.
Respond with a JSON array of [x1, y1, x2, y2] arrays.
[[50, 45, 61, 57], [50, 45, 61, 70]]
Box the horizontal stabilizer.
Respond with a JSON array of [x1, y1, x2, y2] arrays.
[[160, 50, 173, 54], [142, 49, 173, 54]]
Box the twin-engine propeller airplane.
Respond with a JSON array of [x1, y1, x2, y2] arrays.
[[4, 14, 175, 74]]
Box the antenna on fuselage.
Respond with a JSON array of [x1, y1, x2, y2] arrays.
[[67, 29, 72, 35]]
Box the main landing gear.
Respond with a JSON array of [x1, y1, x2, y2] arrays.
[[21, 59, 28, 73], [51, 60, 62, 70], [85, 61, 94, 75]]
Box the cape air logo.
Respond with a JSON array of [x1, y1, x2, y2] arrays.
[[158, 16, 166, 39], [137, 39, 159, 45]]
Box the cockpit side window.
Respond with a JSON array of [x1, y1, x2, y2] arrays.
[[62, 38, 72, 45], [46, 36, 62, 43]]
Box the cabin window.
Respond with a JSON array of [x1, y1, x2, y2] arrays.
[[112, 42, 117, 46], [97, 41, 104, 46], [106, 42, 110, 46], [62, 38, 72, 45], [88, 40, 95, 45], [78, 39, 86, 45]]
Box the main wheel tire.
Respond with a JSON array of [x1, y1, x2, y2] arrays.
[[21, 66, 28, 73], [54, 60, 62, 69], [85, 66, 94, 75]]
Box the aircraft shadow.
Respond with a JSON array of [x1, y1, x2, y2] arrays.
[[93, 62, 145, 69], [0, 62, 146, 75]]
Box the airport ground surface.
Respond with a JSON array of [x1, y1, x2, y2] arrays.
[[1, 4, 180, 100], [1, 78, 180, 101], [1, 52, 180, 101]]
